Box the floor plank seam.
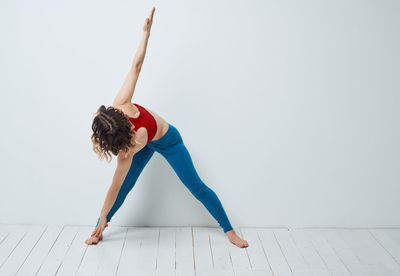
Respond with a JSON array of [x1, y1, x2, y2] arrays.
[[368, 229, 400, 266], [208, 229, 214, 269], [273, 229, 294, 275], [115, 227, 128, 276], [15, 226, 46, 275], [1, 229, 27, 269], [256, 230, 274, 275], [191, 227, 196, 276]]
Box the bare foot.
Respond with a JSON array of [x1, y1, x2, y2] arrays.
[[85, 232, 103, 245], [225, 230, 249, 248]]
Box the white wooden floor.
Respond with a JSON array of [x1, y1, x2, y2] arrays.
[[0, 225, 399, 276]]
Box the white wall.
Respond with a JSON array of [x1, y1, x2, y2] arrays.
[[1, 0, 399, 228]]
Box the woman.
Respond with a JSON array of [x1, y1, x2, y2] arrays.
[[86, 7, 248, 248]]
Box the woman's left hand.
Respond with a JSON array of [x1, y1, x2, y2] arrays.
[[143, 6, 156, 33]]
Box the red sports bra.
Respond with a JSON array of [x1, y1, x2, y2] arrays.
[[128, 103, 157, 144]]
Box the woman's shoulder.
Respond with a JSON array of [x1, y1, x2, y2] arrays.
[[113, 102, 138, 118]]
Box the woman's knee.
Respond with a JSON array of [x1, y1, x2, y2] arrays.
[[190, 181, 213, 200]]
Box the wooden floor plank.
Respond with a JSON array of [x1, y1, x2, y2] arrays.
[[155, 227, 175, 276], [306, 229, 351, 276], [339, 229, 400, 276], [36, 226, 79, 276], [193, 227, 214, 276], [386, 229, 400, 245], [289, 229, 330, 276], [135, 227, 159, 274], [240, 228, 273, 275], [75, 226, 109, 276], [116, 227, 142, 276], [96, 226, 127, 276], [0, 225, 28, 269], [228, 228, 252, 275], [274, 229, 311, 276], [370, 229, 400, 265], [0, 225, 44, 275], [175, 227, 194, 276], [258, 228, 293, 276], [321, 229, 373, 276], [209, 227, 234, 276], [16, 225, 63, 276], [56, 226, 92, 276], [115, 227, 159, 276], [0, 225, 10, 246]]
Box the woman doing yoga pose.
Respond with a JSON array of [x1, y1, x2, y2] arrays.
[[86, 7, 248, 248]]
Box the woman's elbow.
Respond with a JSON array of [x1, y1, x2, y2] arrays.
[[133, 64, 142, 73]]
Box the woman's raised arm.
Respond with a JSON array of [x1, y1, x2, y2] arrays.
[[113, 6, 156, 106]]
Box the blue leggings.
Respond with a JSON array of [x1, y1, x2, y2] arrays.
[[96, 123, 233, 233]]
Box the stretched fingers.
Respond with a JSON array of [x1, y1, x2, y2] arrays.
[[91, 228, 97, 236], [96, 227, 103, 237], [92, 226, 101, 237], [91, 228, 98, 237], [149, 6, 155, 21], [91, 221, 107, 237]]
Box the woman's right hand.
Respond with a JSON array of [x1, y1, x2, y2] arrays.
[[85, 217, 108, 245], [92, 217, 108, 237], [143, 6, 156, 33]]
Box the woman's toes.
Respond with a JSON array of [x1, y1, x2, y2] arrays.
[[236, 238, 248, 248], [229, 235, 249, 248]]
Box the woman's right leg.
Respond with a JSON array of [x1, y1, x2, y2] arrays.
[[95, 145, 155, 226], [148, 124, 233, 233]]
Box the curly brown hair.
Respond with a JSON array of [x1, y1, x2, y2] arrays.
[[90, 105, 139, 163]]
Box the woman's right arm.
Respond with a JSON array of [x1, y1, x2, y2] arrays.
[[91, 129, 148, 239], [91, 151, 134, 238], [91, 154, 133, 237], [100, 158, 132, 218]]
